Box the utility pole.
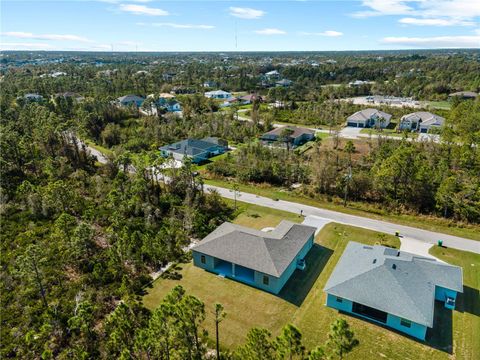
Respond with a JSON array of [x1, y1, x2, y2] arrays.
[[343, 166, 352, 207]]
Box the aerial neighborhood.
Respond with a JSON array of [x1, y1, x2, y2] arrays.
[[2, 38, 479, 360]]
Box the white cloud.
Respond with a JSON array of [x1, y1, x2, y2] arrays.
[[141, 22, 214, 29], [119, 4, 169, 16], [1, 31, 90, 42], [382, 35, 480, 48], [300, 30, 343, 37], [255, 28, 286, 35], [0, 42, 56, 50], [229, 7, 265, 19], [399, 17, 475, 26], [352, 0, 480, 22], [351, 0, 414, 18]]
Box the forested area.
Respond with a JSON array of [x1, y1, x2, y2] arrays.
[[0, 98, 234, 357]]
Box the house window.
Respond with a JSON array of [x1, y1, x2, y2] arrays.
[[400, 318, 411, 328], [263, 275, 269, 286], [336, 296, 343, 303], [200, 255, 206, 264]]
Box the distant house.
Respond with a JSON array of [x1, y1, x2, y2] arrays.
[[324, 242, 463, 340], [276, 79, 293, 88], [160, 137, 228, 163], [203, 81, 217, 88], [146, 93, 181, 112], [117, 95, 145, 108], [162, 72, 176, 81], [265, 70, 280, 79], [261, 126, 316, 148], [346, 109, 392, 128], [54, 92, 84, 102], [20, 93, 44, 102], [171, 86, 196, 95], [349, 80, 371, 87], [240, 94, 263, 104], [192, 221, 316, 294], [204, 90, 232, 99], [165, 100, 181, 112], [51, 71, 67, 78], [448, 91, 478, 100], [399, 112, 444, 133]]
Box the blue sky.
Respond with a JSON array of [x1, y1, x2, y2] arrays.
[[1, 1, 479, 51]]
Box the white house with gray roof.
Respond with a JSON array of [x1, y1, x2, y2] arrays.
[[324, 242, 463, 340], [192, 221, 316, 294], [346, 108, 392, 128], [399, 112, 445, 133]]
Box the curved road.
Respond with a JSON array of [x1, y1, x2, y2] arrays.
[[78, 137, 479, 254]]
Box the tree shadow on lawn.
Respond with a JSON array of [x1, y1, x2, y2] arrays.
[[278, 244, 333, 307]]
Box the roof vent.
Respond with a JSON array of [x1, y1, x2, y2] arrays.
[[392, 264, 397, 270]]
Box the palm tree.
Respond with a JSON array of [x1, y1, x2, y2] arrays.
[[280, 127, 295, 151]]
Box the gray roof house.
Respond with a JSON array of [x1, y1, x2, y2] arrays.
[[346, 108, 392, 128], [261, 126, 315, 148], [448, 91, 478, 99], [160, 137, 228, 164], [324, 241, 463, 340], [192, 221, 316, 294], [117, 95, 145, 108], [399, 112, 445, 133]]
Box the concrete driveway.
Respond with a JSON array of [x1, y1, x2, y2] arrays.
[[302, 215, 332, 235]]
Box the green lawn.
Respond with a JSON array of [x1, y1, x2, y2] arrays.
[[204, 178, 480, 241], [423, 101, 452, 110], [84, 139, 114, 156], [143, 219, 479, 359], [429, 246, 480, 359], [228, 199, 303, 229]]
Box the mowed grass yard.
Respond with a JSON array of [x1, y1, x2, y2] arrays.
[[143, 203, 479, 359]]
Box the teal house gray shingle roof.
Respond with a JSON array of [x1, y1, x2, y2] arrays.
[[159, 138, 227, 163], [324, 242, 463, 327], [191, 221, 316, 277]]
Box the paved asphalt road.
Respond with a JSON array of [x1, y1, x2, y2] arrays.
[[78, 137, 479, 254], [205, 184, 480, 254]]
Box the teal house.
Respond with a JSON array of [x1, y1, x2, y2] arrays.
[[191, 221, 316, 294], [324, 242, 463, 340], [160, 137, 228, 164]]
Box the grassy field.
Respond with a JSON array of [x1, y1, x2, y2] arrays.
[[227, 199, 303, 229], [204, 178, 480, 241], [423, 101, 452, 110], [143, 218, 479, 359], [84, 139, 114, 156]]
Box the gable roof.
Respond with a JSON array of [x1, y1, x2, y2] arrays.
[[402, 112, 444, 127], [205, 90, 231, 97], [160, 138, 225, 156], [449, 91, 478, 98], [263, 126, 315, 139], [347, 108, 392, 122], [117, 94, 144, 103], [324, 242, 463, 327], [192, 221, 316, 277]]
